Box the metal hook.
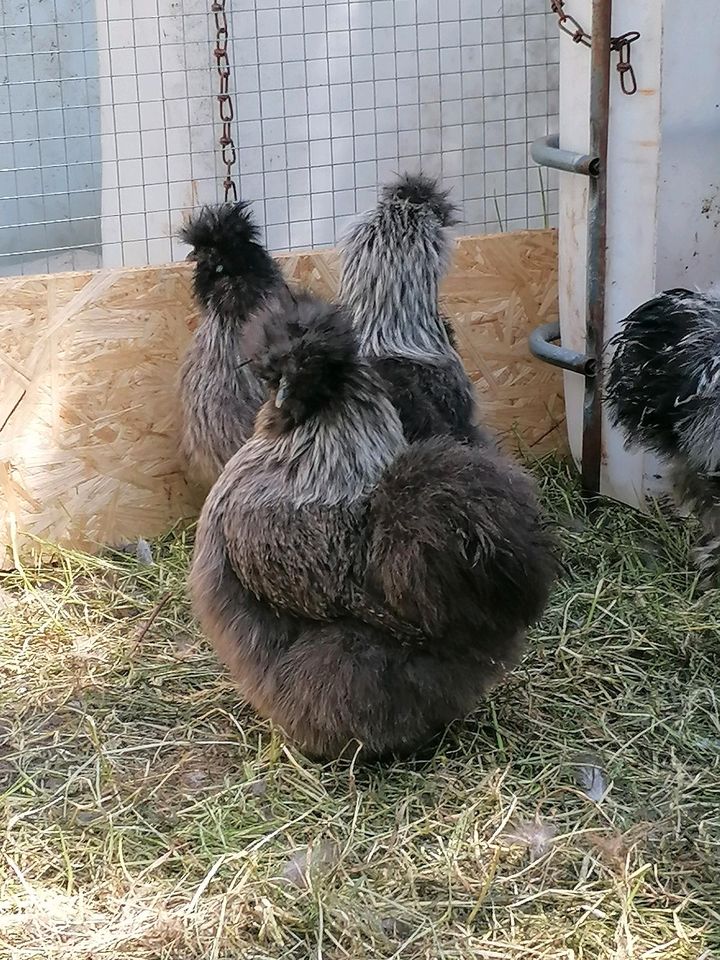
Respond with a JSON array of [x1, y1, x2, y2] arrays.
[[611, 31, 640, 96]]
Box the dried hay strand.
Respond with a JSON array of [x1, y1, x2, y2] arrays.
[[0, 460, 716, 959], [0, 228, 564, 566]]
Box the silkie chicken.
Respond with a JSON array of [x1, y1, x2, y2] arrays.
[[178, 201, 288, 490], [339, 172, 487, 445], [189, 290, 557, 761], [606, 287, 720, 583]]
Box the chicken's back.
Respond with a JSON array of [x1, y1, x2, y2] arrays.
[[371, 355, 487, 445], [364, 436, 558, 651]]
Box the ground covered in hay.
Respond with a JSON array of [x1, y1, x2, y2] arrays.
[[0, 459, 718, 960]]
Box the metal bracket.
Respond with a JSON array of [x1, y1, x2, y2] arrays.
[[528, 133, 600, 377], [528, 321, 596, 377], [529, 133, 599, 380], [528, 0, 611, 500], [530, 133, 599, 178]]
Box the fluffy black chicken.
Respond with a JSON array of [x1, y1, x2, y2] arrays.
[[606, 287, 720, 581], [178, 202, 287, 489], [189, 291, 557, 761], [339, 172, 486, 445]]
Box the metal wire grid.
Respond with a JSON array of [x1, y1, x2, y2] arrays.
[[1, 0, 223, 276], [233, 0, 559, 252], [0, 0, 559, 277]]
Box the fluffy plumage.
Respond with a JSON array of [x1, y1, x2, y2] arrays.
[[606, 288, 720, 579], [178, 202, 287, 489], [189, 292, 557, 760], [339, 172, 486, 445]]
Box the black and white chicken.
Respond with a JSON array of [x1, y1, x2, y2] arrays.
[[606, 287, 720, 581]]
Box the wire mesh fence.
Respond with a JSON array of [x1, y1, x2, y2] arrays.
[[1, 0, 559, 277]]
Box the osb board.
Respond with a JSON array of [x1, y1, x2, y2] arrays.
[[0, 229, 564, 566]]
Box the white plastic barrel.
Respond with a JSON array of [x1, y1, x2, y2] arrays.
[[556, 0, 720, 509]]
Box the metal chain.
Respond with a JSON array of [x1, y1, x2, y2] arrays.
[[212, 0, 238, 201], [549, 0, 640, 95]]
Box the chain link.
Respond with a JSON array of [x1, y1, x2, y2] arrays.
[[549, 0, 640, 95], [212, 0, 238, 202]]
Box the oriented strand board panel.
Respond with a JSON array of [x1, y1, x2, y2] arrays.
[[0, 268, 203, 569], [452, 230, 565, 452], [0, 229, 564, 566]]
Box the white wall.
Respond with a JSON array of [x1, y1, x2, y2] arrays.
[[226, 0, 560, 252], [655, 0, 720, 290], [97, 0, 220, 267], [1, 0, 102, 276], [4, 0, 562, 274]]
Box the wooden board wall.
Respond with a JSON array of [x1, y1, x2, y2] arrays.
[[0, 229, 564, 567]]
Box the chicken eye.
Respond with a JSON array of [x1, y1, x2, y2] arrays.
[[255, 366, 278, 387]]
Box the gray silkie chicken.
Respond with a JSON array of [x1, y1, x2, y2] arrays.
[[339, 172, 487, 445], [606, 287, 720, 582], [189, 290, 558, 761], [177, 201, 288, 489]]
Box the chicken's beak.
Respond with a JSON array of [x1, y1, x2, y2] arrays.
[[275, 376, 289, 409]]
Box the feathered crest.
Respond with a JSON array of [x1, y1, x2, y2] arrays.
[[379, 172, 459, 228], [242, 290, 360, 424], [179, 201, 262, 254], [179, 201, 281, 312]]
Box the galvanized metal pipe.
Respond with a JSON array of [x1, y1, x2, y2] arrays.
[[528, 320, 596, 377], [581, 0, 612, 500], [530, 134, 600, 178]]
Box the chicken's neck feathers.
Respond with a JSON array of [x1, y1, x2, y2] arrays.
[[340, 215, 455, 363], [228, 388, 406, 509]]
